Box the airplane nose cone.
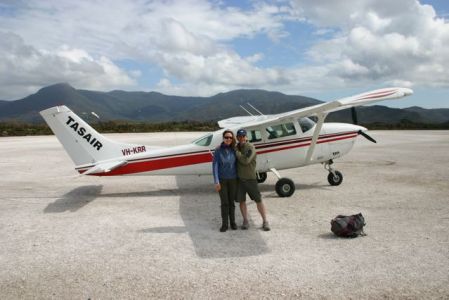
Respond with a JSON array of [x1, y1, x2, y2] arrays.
[[353, 125, 367, 132]]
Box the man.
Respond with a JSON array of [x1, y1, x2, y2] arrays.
[[235, 129, 270, 231]]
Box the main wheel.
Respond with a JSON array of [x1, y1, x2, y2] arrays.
[[327, 171, 343, 186], [256, 172, 267, 183], [275, 178, 295, 197]]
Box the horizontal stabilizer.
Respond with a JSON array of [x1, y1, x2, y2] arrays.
[[82, 160, 127, 175]]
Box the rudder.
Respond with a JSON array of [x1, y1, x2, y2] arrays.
[[40, 106, 139, 166]]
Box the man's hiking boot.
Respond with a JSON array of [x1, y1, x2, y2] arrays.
[[230, 223, 238, 230], [262, 221, 271, 231], [220, 225, 228, 232]]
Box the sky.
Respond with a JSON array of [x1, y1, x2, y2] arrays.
[[0, 0, 448, 108]]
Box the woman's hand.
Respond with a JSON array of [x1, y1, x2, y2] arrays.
[[215, 183, 221, 192]]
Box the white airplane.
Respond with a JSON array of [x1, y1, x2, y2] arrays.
[[40, 87, 412, 197]]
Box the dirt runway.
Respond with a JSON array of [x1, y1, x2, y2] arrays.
[[1, 131, 448, 299]]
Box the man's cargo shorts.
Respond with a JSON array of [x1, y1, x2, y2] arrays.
[[236, 179, 262, 203]]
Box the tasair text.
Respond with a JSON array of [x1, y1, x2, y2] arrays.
[[66, 116, 103, 150]]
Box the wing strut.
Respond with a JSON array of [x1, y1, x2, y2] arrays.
[[305, 112, 328, 163]]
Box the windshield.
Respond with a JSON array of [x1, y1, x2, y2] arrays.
[[192, 134, 213, 146]]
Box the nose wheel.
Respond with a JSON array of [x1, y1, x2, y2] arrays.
[[324, 160, 343, 186]]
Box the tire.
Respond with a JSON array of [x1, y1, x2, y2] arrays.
[[256, 172, 267, 183], [327, 171, 343, 186], [275, 178, 295, 197]]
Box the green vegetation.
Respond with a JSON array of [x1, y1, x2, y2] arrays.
[[1, 119, 448, 137], [0, 120, 220, 137]]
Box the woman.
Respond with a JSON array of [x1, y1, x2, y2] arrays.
[[212, 130, 238, 232]]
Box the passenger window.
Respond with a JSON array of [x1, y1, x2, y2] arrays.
[[298, 117, 315, 133], [248, 130, 262, 143], [193, 134, 212, 146], [266, 122, 297, 139]]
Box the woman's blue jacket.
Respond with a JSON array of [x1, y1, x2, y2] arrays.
[[212, 143, 237, 184]]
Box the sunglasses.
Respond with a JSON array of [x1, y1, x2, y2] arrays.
[[223, 136, 233, 140]]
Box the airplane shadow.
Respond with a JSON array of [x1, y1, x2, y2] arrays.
[[101, 185, 213, 198], [44, 178, 270, 258], [43, 184, 212, 214], [44, 185, 103, 213], [142, 175, 270, 259], [140, 226, 188, 234]]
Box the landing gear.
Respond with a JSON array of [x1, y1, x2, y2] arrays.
[[256, 172, 267, 183], [270, 168, 295, 197], [275, 178, 295, 197], [327, 171, 343, 186], [324, 160, 343, 186]]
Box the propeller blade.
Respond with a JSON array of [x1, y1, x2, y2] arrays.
[[358, 130, 377, 143], [351, 107, 358, 125]]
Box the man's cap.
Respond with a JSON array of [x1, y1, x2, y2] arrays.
[[237, 129, 247, 136]]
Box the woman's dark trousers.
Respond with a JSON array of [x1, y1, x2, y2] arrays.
[[218, 179, 237, 228]]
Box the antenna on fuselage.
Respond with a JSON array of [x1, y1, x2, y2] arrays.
[[246, 103, 264, 116]]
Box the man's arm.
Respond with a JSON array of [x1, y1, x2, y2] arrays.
[[235, 144, 256, 165]]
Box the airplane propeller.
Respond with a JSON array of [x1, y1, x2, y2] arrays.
[[358, 130, 377, 143], [351, 107, 358, 125], [351, 107, 376, 143]]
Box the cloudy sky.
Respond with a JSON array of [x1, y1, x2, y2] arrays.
[[1, 0, 448, 108]]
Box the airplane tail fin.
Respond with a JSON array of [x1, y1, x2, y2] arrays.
[[40, 106, 143, 167]]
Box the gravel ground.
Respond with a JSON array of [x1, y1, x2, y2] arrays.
[[0, 131, 448, 299]]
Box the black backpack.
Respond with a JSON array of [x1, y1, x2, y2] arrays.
[[331, 213, 366, 238]]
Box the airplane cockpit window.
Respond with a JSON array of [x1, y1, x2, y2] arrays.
[[266, 122, 297, 139], [248, 129, 262, 143], [298, 117, 315, 133], [193, 134, 212, 146]]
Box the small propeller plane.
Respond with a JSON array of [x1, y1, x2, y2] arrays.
[[40, 87, 412, 197]]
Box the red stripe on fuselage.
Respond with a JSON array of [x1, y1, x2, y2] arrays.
[[83, 152, 213, 176], [257, 133, 358, 155]]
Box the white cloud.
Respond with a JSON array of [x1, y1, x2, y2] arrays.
[[290, 0, 449, 89], [0, 0, 448, 100], [0, 31, 136, 100], [0, 0, 291, 98]]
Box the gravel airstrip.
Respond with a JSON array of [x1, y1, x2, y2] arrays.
[[1, 130, 448, 299]]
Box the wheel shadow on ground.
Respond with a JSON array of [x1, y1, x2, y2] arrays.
[[43, 185, 103, 213]]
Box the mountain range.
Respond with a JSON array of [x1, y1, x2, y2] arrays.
[[1, 83, 448, 125]]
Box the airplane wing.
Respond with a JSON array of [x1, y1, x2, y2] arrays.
[[81, 160, 128, 175], [233, 87, 412, 164], [217, 115, 272, 128], [237, 87, 413, 128]]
